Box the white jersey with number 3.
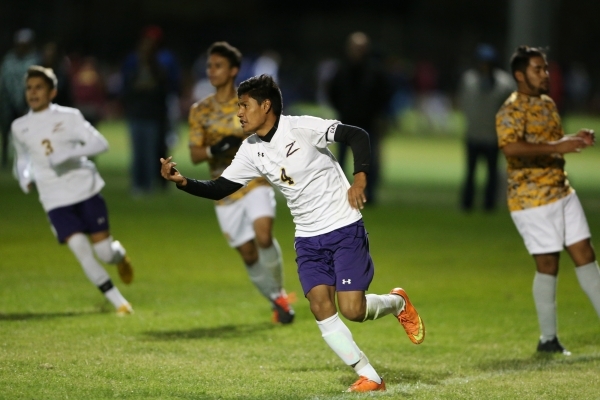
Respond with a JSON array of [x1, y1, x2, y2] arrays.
[[221, 115, 362, 237], [11, 104, 105, 211]]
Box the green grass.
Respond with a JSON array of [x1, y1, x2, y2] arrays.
[[1, 117, 600, 399]]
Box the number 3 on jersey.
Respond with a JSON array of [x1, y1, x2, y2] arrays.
[[280, 168, 295, 185], [42, 139, 54, 155]]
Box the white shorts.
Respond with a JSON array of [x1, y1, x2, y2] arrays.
[[215, 186, 276, 248], [510, 192, 591, 254]]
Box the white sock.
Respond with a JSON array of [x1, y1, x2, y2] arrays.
[[103, 286, 129, 309], [533, 272, 557, 343], [67, 233, 111, 286], [258, 238, 284, 288], [92, 236, 126, 264], [246, 260, 281, 301], [575, 261, 600, 318], [364, 293, 405, 321], [317, 313, 381, 383]]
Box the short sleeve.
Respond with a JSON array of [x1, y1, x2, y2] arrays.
[[220, 141, 260, 186], [296, 116, 340, 149], [188, 104, 206, 147], [496, 103, 525, 148]]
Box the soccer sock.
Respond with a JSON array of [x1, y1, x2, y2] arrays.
[[246, 260, 281, 301], [92, 236, 126, 264], [363, 293, 405, 321], [257, 238, 284, 289], [67, 233, 111, 286], [98, 280, 129, 309], [575, 261, 600, 318], [533, 272, 558, 343], [317, 313, 381, 384]]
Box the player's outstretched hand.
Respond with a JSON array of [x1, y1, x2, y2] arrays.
[[575, 128, 595, 146], [160, 156, 187, 186], [348, 172, 367, 210]]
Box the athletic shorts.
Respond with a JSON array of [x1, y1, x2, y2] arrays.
[[510, 192, 591, 255], [214, 186, 276, 248], [47, 194, 110, 244], [295, 219, 375, 296]]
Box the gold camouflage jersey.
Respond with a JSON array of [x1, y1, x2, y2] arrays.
[[496, 91, 573, 212], [188, 94, 270, 205]]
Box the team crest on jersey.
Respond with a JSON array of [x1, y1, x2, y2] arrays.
[[285, 141, 299, 157], [52, 122, 64, 133]]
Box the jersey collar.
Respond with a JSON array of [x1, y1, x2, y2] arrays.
[[261, 116, 280, 143]]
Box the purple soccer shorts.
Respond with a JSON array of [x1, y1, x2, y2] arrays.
[[47, 194, 110, 243], [295, 219, 375, 296]]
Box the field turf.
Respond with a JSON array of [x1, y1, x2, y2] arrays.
[[1, 117, 599, 399]]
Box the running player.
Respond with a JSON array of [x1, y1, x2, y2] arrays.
[[188, 42, 293, 323], [12, 66, 134, 315], [496, 46, 600, 354], [160, 74, 425, 392]]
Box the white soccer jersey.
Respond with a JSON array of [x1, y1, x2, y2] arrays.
[[12, 104, 106, 212], [221, 115, 362, 237]]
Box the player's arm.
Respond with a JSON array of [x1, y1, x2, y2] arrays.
[[332, 124, 370, 209], [48, 116, 108, 166], [12, 133, 34, 193], [190, 136, 243, 164], [160, 156, 242, 200], [501, 136, 587, 157]]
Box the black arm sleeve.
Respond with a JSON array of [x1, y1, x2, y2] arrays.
[[176, 176, 243, 200], [333, 123, 371, 175]]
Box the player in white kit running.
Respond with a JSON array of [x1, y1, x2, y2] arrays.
[[160, 74, 425, 392], [12, 66, 134, 315]]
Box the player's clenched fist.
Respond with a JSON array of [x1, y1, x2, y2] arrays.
[[160, 156, 187, 186]]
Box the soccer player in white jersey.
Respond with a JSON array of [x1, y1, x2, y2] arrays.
[[12, 66, 134, 315], [160, 74, 425, 392]]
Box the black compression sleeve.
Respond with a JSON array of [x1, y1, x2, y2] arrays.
[[333, 124, 371, 175], [176, 176, 243, 200]]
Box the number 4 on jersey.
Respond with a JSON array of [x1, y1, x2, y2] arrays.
[[280, 168, 295, 185]]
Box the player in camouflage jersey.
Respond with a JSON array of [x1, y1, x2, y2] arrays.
[[188, 42, 294, 323], [496, 46, 600, 354]]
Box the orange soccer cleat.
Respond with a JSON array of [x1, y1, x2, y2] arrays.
[[271, 291, 295, 324], [117, 256, 133, 285], [390, 287, 425, 344], [116, 302, 134, 316], [346, 376, 386, 392]]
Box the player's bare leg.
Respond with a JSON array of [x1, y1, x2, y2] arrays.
[[567, 239, 600, 319], [532, 253, 569, 354], [66, 232, 132, 315], [308, 285, 385, 392]]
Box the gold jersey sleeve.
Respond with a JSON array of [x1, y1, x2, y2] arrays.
[[188, 94, 270, 205], [496, 91, 572, 211]]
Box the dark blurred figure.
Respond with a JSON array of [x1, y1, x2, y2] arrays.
[[41, 41, 73, 107], [71, 56, 106, 127], [0, 28, 41, 168], [327, 32, 392, 205], [457, 44, 514, 212], [121, 26, 180, 196]]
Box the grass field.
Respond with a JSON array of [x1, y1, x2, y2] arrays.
[[1, 117, 600, 399]]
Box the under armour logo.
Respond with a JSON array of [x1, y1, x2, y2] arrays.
[[97, 217, 106, 225], [342, 279, 351, 285], [258, 152, 264, 157]]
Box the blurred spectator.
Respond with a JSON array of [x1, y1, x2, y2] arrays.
[[71, 56, 106, 126], [41, 41, 73, 108], [457, 44, 515, 212], [564, 61, 591, 113], [413, 59, 451, 134], [327, 32, 392, 205], [121, 25, 171, 196], [0, 28, 41, 168], [253, 50, 281, 83], [548, 60, 565, 114]]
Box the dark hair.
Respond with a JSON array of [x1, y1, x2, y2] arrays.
[[237, 74, 283, 116], [509, 45, 547, 80], [25, 65, 57, 89], [207, 41, 242, 69]]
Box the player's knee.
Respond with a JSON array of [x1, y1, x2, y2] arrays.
[[254, 232, 273, 249], [338, 303, 365, 322]]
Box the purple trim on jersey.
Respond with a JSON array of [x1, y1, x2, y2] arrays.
[[295, 219, 374, 296], [47, 194, 110, 243]]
